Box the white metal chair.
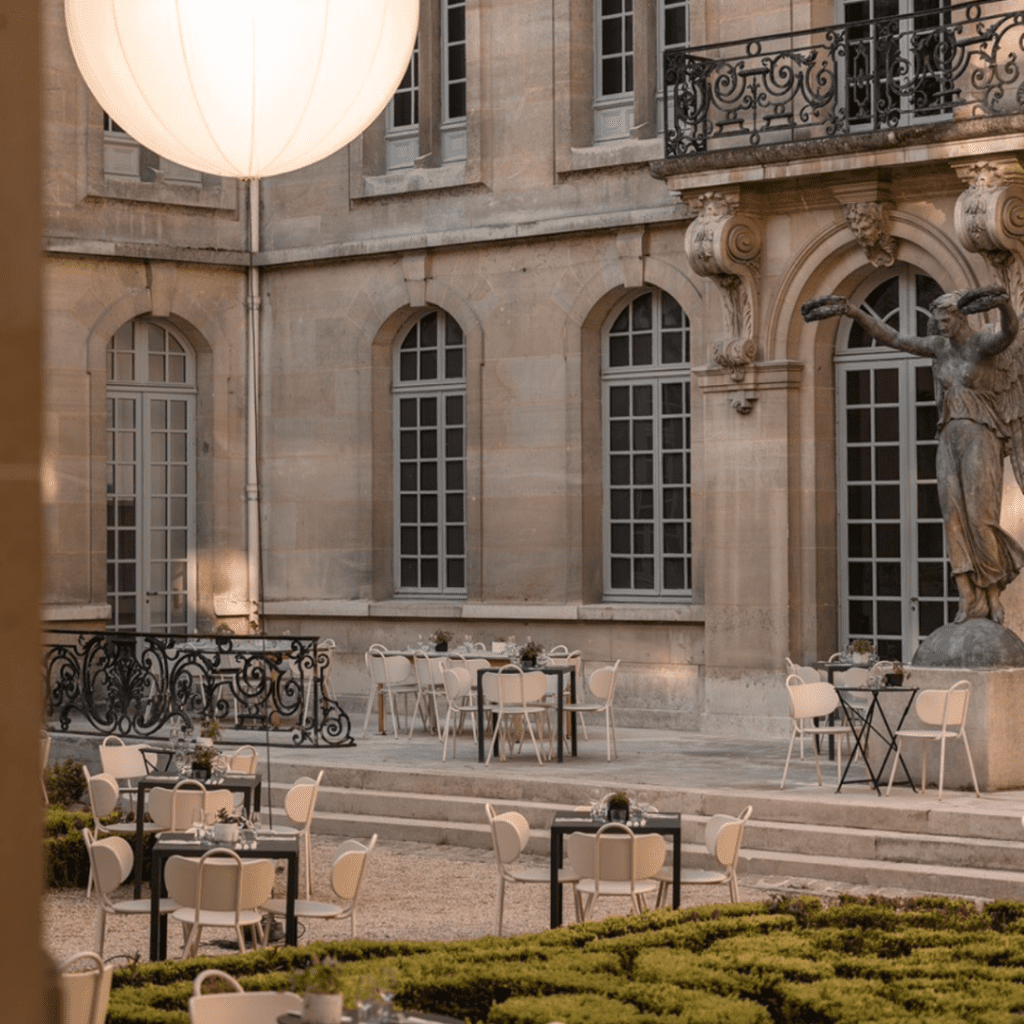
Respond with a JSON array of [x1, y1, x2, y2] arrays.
[[566, 822, 665, 922], [58, 951, 113, 1024], [188, 969, 303, 1024], [562, 660, 620, 761], [148, 779, 234, 831], [410, 651, 447, 737], [263, 834, 377, 939], [165, 847, 274, 958], [440, 664, 480, 761], [98, 736, 156, 803], [224, 745, 259, 774], [780, 674, 854, 789], [361, 649, 420, 738], [82, 766, 163, 896], [656, 805, 753, 906], [544, 648, 584, 737], [885, 679, 980, 800], [482, 666, 550, 765], [82, 827, 178, 956], [485, 804, 579, 935], [274, 770, 324, 899]]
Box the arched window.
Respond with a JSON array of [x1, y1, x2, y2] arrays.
[[106, 318, 196, 633], [393, 310, 467, 595], [835, 265, 954, 660], [602, 289, 691, 599]]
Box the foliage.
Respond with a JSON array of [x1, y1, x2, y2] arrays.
[[45, 756, 87, 808], [198, 717, 221, 742], [518, 638, 544, 661], [291, 954, 344, 994], [430, 629, 454, 645], [102, 897, 1024, 1024]]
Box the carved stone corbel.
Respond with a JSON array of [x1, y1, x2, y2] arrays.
[[952, 158, 1024, 307], [832, 182, 897, 269], [683, 190, 763, 382]]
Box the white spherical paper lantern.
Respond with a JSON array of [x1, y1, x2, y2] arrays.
[[65, 0, 420, 179]]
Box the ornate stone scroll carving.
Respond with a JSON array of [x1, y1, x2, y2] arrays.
[[953, 158, 1024, 308], [683, 190, 763, 382]]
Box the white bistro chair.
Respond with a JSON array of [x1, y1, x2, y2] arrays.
[[58, 951, 113, 1024], [263, 834, 377, 939], [440, 664, 480, 761], [562, 660, 620, 761], [656, 805, 753, 906], [566, 822, 665, 922], [361, 649, 420, 738], [486, 804, 579, 935], [482, 665, 550, 765], [885, 679, 980, 800], [274, 770, 325, 899], [188, 969, 302, 1024], [82, 827, 178, 956], [780, 674, 854, 789], [165, 847, 274, 958]]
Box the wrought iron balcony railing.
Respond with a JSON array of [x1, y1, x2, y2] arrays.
[[44, 630, 354, 747], [663, 0, 1024, 159]]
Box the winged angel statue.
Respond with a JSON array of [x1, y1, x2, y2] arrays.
[[803, 286, 1024, 625]]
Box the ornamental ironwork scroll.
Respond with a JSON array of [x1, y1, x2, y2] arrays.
[[43, 630, 353, 747], [664, 0, 1024, 158]]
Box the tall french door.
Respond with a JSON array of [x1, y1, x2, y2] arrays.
[[835, 267, 956, 661], [106, 320, 196, 633]]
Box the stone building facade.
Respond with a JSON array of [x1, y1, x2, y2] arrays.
[[41, 0, 1024, 735]]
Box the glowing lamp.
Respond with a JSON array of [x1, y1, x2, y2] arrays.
[[65, 0, 419, 179]]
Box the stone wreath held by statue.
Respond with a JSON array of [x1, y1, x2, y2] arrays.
[[803, 285, 1024, 625]]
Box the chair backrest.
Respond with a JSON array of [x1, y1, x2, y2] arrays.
[[83, 828, 133, 900], [83, 767, 122, 820], [838, 666, 870, 688], [547, 645, 570, 658], [441, 665, 471, 701], [794, 664, 821, 685], [59, 951, 113, 1024], [784, 657, 798, 675], [566, 824, 665, 888], [785, 675, 840, 720], [226, 746, 258, 774], [486, 804, 530, 869], [283, 769, 324, 828], [586, 661, 620, 703], [189, 969, 302, 1024], [150, 779, 208, 831], [916, 680, 971, 730], [99, 739, 150, 782], [330, 834, 377, 902], [705, 805, 753, 869], [867, 660, 896, 686], [205, 788, 235, 821], [165, 848, 275, 916]]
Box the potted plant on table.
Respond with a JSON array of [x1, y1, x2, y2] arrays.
[[292, 956, 344, 1024], [191, 717, 221, 780], [886, 663, 905, 688], [850, 638, 876, 665], [606, 791, 630, 823], [518, 637, 544, 669], [429, 628, 453, 652]]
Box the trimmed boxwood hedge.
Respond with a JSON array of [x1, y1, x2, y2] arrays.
[[102, 896, 1024, 1024]]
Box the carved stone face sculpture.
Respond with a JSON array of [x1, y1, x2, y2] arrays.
[[846, 203, 881, 246]]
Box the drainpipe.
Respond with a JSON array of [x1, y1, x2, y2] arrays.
[[246, 178, 262, 632]]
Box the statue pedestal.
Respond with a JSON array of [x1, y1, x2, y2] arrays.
[[899, 665, 1024, 792]]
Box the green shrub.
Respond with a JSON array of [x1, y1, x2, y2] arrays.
[[102, 898, 1024, 1024], [45, 756, 86, 808]]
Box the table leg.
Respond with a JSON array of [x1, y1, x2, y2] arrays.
[[378, 690, 385, 734], [133, 782, 147, 899], [672, 828, 681, 909], [549, 831, 563, 929], [555, 671, 564, 764], [477, 670, 486, 763], [149, 849, 166, 961], [285, 850, 299, 946], [570, 669, 577, 758]]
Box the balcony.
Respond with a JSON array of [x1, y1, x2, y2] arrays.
[[662, 0, 1024, 160]]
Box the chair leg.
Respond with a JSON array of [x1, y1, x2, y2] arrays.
[[938, 735, 947, 801], [495, 877, 505, 937], [961, 733, 981, 797], [781, 729, 799, 789], [360, 684, 378, 738], [94, 908, 106, 958], [884, 737, 904, 795]]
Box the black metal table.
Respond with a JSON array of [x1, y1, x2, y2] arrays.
[[149, 832, 298, 960], [475, 664, 577, 763], [835, 685, 918, 795], [548, 811, 682, 928], [132, 773, 262, 897]]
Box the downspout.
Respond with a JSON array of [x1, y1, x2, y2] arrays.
[[246, 178, 263, 632]]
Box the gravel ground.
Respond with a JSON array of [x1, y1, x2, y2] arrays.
[[43, 833, 769, 965]]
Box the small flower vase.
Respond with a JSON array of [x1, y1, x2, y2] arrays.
[[607, 802, 629, 823], [212, 822, 238, 844], [435, 641, 448, 652], [303, 992, 343, 1024], [852, 651, 868, 665], [521, 656, 537, 669], [191, 762, 211, 781]]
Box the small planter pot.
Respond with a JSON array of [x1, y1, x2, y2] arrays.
[[212, 822, 239, 844], [607, 804, 629, 823], [851, 652, 869, 665], [435, 641, 448, 652], [191, 764, 211, 781], [303, 992, 343, 1024], [521, 657, 537, 669]]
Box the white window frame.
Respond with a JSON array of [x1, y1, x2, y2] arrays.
[[106, 319, 197, 634], [835, 266, 953, 661], [602, 289, 692, 601], [392, 311, 468, 597]]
